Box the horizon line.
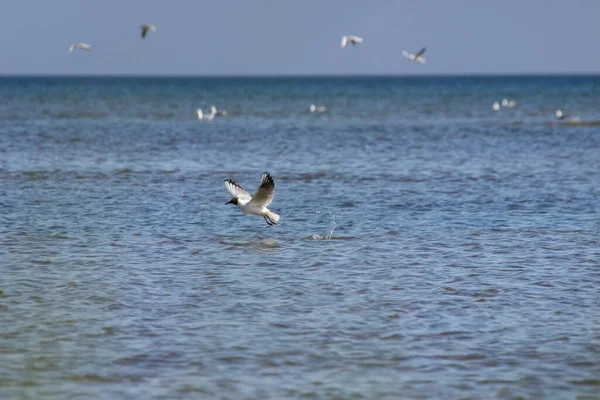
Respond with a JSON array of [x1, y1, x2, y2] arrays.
[[0, 72, 600, 79]]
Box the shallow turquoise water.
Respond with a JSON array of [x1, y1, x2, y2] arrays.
[[2, 76, 600, 399]]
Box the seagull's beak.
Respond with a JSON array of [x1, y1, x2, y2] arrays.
[[225, 199, 234, 205]]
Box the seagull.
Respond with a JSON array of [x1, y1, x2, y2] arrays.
[[555, 109, 580, 123], [197, 107, 216, 121], [309, 104, 327, 113], [492, 101, 500, 111], [501, 98, 517, 107], [68, 43, 91, 53], [225, 172, 280, 226], [141, 24, 156, 39], [341, 35, 363, 48], [402, 47, 426, 64]]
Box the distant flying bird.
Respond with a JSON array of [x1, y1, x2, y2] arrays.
[[402, 47, 427, 64], [225, 172, 280, 226], [141, 24, 156, 39], [502, 98, 517, 108], [68, 43, 91, 53], [341, 35, 363, 48], [197, 107, 216, 121], [309, 104, 327, 113], [492, 101, 500, 111]]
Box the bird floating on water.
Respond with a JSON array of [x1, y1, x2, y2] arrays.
[[555, 109, 580, 123], [141, 24, 156, 39], [309, 104, 327, 113], [492, 101, 500, 111], [225, 172, 280, 226], [402, 47, 426, 64], [501, 98, 517, 108], [197, 107, 216, 121], [68, 43, 91, 53], [341, 35, 363, 48]]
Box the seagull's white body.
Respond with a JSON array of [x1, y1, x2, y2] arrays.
[[309, 104, 327, 113], [225, 172, 280, 226], [68, 43, 91, 53], [402, 47, 426, 64], [141, 24, 157, 39], [492, 101, 500, 111], [502, 98, 517, 108], [197, 107, 216, 121], [341, 35, 363, 48], [556, 109, 580, 123]]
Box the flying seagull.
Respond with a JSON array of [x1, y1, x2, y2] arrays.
[[341, 35, 363, 48], [225, 172, 280, 226], [402, 47, 427, 64], [141, 24, 156, 39], [68, 43, 91, 53]]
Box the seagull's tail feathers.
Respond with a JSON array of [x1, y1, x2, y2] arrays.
[[266, 210, 280, 222]]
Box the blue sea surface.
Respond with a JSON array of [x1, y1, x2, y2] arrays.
[[2, 76, 600, 399]]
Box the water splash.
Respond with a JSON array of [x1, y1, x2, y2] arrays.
[[325, 213, 337, 240], [306, 210, 339, 240]]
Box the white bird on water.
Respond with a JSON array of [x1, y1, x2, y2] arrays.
[[68, 43, 91, 53], [502, 98, 517, 107], [225, 172, 280, 226], [141, 24, 156, 39], [197, 107, 216, 121], [341, 35, 363, 48], [309, 104, 327, 113], [555, 109, 580, 123], [402, 47, 427, 64], [492, 101, 500, 111]]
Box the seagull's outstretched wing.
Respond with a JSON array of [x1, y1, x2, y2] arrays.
[[69, 43, 91, 53], [250, 172, 275, 207], [141, 24, 156, 39], [402, 50, 412, 59], [416, 47, 427, 57], [352, 36, 363, 43], [341, 36, 348, 48], [225, 179, 252, 202]]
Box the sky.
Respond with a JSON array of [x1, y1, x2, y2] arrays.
[[1, 0, 599, 75]]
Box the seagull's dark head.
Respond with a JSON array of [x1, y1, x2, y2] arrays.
[[225, 198, 238, 205]]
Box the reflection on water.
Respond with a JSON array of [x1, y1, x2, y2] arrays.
[[220, 238, 281, 252]]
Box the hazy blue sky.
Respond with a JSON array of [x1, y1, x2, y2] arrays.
[[1, 0, 598, 75]]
